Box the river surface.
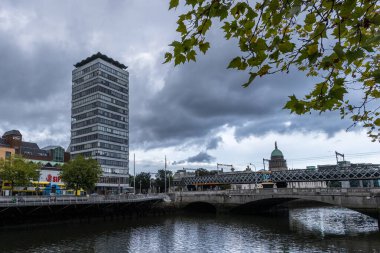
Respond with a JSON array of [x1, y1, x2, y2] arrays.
[[0, 206, 379, 253]]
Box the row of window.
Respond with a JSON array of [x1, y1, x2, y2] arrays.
[[98, 176, 129, 184], [71, 133, 127, 145], [72, 84, 128, 101], [72, 62, 100, 80], [73, 71, 98, 85], [98, 159, 128, 167], [72, 117, 127, 129], [72, 125, 128, 138], [71, 141, 128, 153], [73, 70, 128, 87], [72, 101, 127, 116], [73, 92, 127, 109], [98, 109, 127, 122], [73, 77, 128, 96], [71, 142, 97, 152], [100, 63, 128, 80], [72, 109, 127, 123], [99, 71, 128, 86], [99, 142, 128, 151]]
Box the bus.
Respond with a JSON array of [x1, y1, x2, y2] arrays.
[[1, 181, 85, 196]]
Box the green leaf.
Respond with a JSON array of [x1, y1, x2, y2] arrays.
[[307, 44, 318, 55], [333, 43, 344, 59], [199, 41, 210, 54], [227, 57, 242, 69], [163, 52, 173, 64], [304, 13, 316, 24], [242, 72, 258, 87], [255, 38, 267, 51], [174, 53, 186, 65], [187, 50, 197, 62], [374, 118, 380, 126], [257, 64, 270, 76], [169, 0, 179, 10], [186, 0, 198, 7], [346, 49, 364, 64], [176, 21, 187, 35], [369, 15, 380, 25], [284, 95, 305, 114], [272, 13, 282, 26], [279, 41, 295, 53]]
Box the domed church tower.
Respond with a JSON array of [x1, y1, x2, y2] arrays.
[[269, 142, 288, 172]]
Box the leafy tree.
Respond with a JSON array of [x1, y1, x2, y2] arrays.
[[155, 169, 173, 193], [195, 168, 218, 176], [135, 172, 152, 193], [129, 175, 135, 187], [166, 0, 380, 140], [0, 155, 39, 194], [60, 155, 102, 196]]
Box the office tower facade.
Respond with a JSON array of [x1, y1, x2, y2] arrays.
[[70, 52, 129, 193]]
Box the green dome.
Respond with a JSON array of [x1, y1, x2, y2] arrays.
[[271, 142, 283, 157], [271, 149, 283, 157]]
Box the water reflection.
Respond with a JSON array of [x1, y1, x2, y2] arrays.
[[289, 206, 379, 236], [0, 207, 378, 253]]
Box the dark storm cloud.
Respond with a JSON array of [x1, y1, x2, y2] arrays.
[[0, 0, 176, 149], [131, 31, 355, 149], [206, 136, 223, 150], [172, 151, 215, 165]]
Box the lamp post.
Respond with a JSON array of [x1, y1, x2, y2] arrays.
[[164, 155, 167, 193], [134, 153, 136, 194], [250, 163, 257, 189]]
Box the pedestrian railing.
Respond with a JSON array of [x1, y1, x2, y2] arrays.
[[0, 194, 165, 207]]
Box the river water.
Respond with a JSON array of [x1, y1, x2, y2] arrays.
[[0, 206, 379, 253]]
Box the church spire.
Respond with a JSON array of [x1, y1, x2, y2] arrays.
[[275, 141, 278, 150]]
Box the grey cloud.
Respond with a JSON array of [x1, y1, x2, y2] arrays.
[[172, 151, 215, 165], [206, 136, 223, 150]]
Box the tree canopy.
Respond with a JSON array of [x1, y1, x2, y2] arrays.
[[0, 155, 39, 193], [60, 155, 102, 195], [166, 0, 380, 140], [133, 172, 152, 193], [155, 169, 173, 193]]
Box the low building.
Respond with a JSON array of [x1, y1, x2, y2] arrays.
[[0, 130, 70, 162], [0, 138, 15, 160]]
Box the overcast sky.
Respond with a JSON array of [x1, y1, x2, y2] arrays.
[[0, 0, 379, 174]]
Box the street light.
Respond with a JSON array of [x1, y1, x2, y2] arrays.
[[249, 163, 257, 189]]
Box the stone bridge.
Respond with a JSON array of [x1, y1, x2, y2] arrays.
[[171, 188, 380, 219]]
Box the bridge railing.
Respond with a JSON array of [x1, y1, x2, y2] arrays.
[[0, 194, 164, 207], [176, 187, 380, 196]]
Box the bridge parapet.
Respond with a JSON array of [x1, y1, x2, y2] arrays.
[[174, 188, 380, 219]]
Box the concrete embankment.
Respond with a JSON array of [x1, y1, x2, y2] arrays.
[[0, 197, 177, 229]]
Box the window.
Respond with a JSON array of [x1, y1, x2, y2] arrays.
[[5, 151, 11, 159]]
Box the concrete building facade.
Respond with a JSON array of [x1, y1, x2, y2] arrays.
[[70, 52, 129, 193]]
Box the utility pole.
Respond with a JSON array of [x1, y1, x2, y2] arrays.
[[164, 155, 167, 193], [263, 159, 270, 171], [133, 153, 136, 194], [335, 151, 345, 163]]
